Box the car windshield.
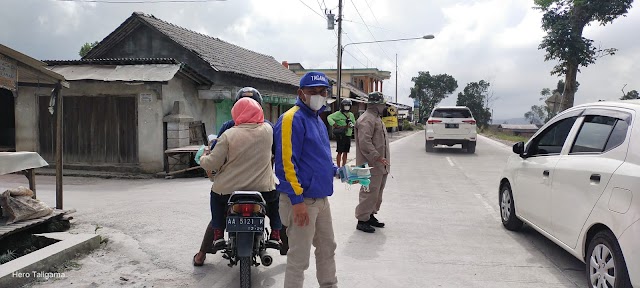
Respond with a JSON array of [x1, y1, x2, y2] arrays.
[[432, 109, 472, 118]]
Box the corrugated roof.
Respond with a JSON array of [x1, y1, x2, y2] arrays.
[[97, 13, 300, 86], [48, 64, 181, 82], [45, 58, 179, 65], [44, 58, 211, 85]]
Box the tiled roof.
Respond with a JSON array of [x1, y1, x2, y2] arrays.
[[134, 13, 300, 86]]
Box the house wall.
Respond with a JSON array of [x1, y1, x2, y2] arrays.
[[162, 74, 216, 138], [16, 76, 214, 173]]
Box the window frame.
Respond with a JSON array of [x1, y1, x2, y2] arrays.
[[524, 108, 584, 158], [568, 109, 632, 156]]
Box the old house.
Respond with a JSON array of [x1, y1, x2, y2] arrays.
[[15, 12, 301, 173], [84, 12, 300, 127]]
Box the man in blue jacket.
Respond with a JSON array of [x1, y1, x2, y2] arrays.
[[275, 71, 338, 288]]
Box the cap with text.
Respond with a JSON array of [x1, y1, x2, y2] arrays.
[[299, 71, 330, 88]]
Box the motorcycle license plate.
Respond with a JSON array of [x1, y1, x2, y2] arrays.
[[445, 123, 459, 128], [226, 216, 265, 232]]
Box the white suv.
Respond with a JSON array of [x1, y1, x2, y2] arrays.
[[425, 106, 478, 153], [499, 100, 640, 288]]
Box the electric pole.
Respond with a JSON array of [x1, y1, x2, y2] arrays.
[[336, 0, 343, 106], [395, 53, 398, 103]]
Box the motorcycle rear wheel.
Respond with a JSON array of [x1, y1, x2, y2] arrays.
[[239, 256, 251, 288]]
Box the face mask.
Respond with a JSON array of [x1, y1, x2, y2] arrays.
[[343, 105, 351, 111], [304, 94, 326, 111]]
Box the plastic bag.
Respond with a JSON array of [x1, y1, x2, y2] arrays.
[[194, 145, 206, 165], [338, 163, 373, 188], [1, 187, 53, 225]]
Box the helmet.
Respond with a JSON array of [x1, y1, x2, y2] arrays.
[[367, 92, 386, 104], [341, 99, 352, 106], [235, 87, 262, 104]]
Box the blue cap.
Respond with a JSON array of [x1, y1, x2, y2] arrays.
[[299, 71, 330, 88]]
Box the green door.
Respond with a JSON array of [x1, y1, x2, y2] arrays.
[[215, 99, 233, 133]]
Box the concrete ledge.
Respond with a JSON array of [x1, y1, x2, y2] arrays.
[[0, 233, 101, 287]]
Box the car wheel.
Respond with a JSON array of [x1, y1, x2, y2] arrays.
[[586, 230, 632, 288], [499, 183, 523, 231], [425, 140, 435, 152], [467, 142, 476, 154]]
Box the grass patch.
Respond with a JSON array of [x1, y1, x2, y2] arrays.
[[482, 130, 530, 143]]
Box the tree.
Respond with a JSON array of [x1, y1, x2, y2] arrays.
[[525, 80, 578, 124], [456, 80, 492, 129], [409, 71, 458, 122], [535, 0, 633, 111], [79, 41, 99, 58], [621, 89, 639, 100]]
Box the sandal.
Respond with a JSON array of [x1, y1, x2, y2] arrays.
[[193, 253, 205, 266]]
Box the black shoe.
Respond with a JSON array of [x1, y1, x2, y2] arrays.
[[368, 214, 385, 228], [356, 221, 375, 233], [266, 239, 282, 250], [207, 238, 226, 253]]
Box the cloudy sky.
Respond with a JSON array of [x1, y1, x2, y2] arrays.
[[2, 0, 639, 120]]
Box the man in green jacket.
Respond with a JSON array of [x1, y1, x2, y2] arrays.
[[327, 99, 356, 167]]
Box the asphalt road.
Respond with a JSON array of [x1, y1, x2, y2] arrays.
[[0, 132, 586, 288]]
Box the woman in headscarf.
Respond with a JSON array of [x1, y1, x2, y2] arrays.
[[193, 97, 280, 266]]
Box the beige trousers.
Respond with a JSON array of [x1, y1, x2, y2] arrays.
[[279, 193, 338, 288], [355, 174, 388, 221]]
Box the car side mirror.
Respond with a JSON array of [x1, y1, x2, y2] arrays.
[[513, 142, 525, 156]]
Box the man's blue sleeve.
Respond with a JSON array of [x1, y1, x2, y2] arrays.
[[211, 120, 234, 149]]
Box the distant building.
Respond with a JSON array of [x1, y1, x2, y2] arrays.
[[498, 124, 540, 137]]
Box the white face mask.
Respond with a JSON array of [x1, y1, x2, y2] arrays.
[[304, 94, 326, 111], [343, 105, 351, 111]]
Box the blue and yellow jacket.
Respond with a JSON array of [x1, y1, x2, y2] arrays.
[[274, 98, 338, 205]]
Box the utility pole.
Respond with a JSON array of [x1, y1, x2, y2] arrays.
[[336, 0, 343, 106], [395, 53, 398, 103]]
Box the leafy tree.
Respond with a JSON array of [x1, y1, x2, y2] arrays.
[[409, 71, 458, 122], [525, 80, 579, 124], [535, 0, 633, 111], [456, 80, 492, 129], [621, 89, 639, 100], [79, 41, 99, 58]]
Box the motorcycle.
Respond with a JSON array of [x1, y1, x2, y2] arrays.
[[211, 191, 277, 288]]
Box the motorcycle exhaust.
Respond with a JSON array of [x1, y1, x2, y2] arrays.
[[260, 250, 273, 267]]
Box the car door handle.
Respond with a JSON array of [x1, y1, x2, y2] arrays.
[[590, 174, 601, 183], [543, 170, 550, 177]]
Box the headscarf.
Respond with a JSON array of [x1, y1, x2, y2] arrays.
[[231, 97, 264, 125]]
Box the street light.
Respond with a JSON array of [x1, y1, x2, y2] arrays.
[[336, 34, 435, 106]]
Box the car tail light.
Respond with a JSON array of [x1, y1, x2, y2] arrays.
[[463, 120, 476, 125], [232, 204, 261, 216], [427, 119, 442, 124]]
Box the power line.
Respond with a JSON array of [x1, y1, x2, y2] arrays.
[[54, 0, 225, 3], [363, 0, 382, 26], [296, 0, 327, 19], [333, 29, 368, 67], [343, 31, 373, 67], [348, 0, 394, 64], [316, 0, 324, 12]]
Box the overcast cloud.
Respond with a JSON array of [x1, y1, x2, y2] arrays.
[[2, 0, 639, 120]]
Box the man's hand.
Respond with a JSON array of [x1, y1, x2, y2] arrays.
[[292, 203, 310, 227], [377, 157, 390, 166]]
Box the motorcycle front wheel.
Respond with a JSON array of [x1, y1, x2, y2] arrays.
[[239, 256, 251, 288]]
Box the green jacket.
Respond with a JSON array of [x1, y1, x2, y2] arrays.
[[327, 110, 356, 136]]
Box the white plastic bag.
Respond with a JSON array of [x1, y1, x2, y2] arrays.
[[1, 187, 53, 225]]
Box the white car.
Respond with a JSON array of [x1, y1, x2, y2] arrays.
[[499, 100, 640, 288], [425, 106, 477, 153]]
